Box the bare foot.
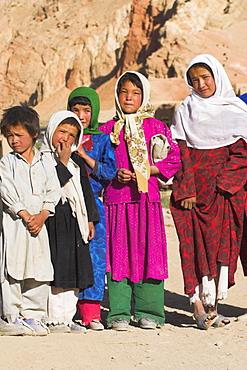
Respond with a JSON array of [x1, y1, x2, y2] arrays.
[[212, 314, 231, 328], [193, 300, 217, 329]]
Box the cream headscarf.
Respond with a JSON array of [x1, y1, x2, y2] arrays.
[[41, 110, 89, 243], [171, 54, 247, 149], [110, 71, 155, 193]]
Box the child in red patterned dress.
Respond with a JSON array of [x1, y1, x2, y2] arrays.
[[170, 54, 247, 330]]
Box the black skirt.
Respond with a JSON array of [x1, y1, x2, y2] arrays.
[[46, 200, 94, 290]]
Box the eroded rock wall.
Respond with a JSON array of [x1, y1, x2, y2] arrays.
[[0, 0, 132, 109], [0, 0, 246, 120]]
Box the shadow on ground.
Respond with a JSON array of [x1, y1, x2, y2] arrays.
[[164, 290, 246, 328], [75, 287, 246, 329]]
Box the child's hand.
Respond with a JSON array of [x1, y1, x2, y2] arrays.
[[88, 222, 95, 240], [117, 168, 136, 183], [181, 197, 197, 210], [27, 210, 50, 235], [76, 146, 86, 159], [56, 142, 72, 166], [150, 165, 160, 176], [76, 147, 96, 169], [18, 210, 33, 224]]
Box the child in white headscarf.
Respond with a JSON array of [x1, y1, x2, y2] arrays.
[[170, 54, 247, 329], [41, 111, 99, 333]]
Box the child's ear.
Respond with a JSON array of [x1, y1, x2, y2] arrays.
[[34, 132, 39, 139]]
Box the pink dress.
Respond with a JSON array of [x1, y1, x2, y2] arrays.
[[101, 117, 181, 282]]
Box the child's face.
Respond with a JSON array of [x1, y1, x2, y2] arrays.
[[70, 104, 92, 130], [52, 123, 79, 149], [188, 66, 216, 98], [5, 124, 37, 156], [118, 80, 142, 114]]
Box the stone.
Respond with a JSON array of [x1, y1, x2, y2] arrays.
[[0, 0, 246, 126]]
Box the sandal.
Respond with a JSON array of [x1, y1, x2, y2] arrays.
[[195, 313, 217, 330], [212, 314, 231, 328]]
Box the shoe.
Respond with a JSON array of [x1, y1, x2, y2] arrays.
[[138, 317, 157, 330], [48, 324, 71, 333], [24, 318, 49, 336], [13, 318, 36, 336], [195, 313, 217, 330], [110, 319, 129, 331], [86, 319, 104, 331], [0, 318, 25, 336], [69, 322, 87, 333], [212, 314, 231, 328]]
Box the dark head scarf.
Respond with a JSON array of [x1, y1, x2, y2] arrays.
[[67, 87, 103, 135]]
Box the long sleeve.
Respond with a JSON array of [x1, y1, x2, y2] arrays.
[[40, 156, 61, 214], [0, 153, 61, 216], [0, 151, 56, 282], [0, 155, 26, 217], [72, 152, 100, 223], [216, 139, 247, 195], [172, 140, 197, 202], [91, 135, 117, 183], [55, 161, 73, 187], [153, 123, 181, 182]]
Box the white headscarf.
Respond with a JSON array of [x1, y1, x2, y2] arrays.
[[41, 110, 89, 243], [171, 54, 247, 149], [110, 71, 155, 193]]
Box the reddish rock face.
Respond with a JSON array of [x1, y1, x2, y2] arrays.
[[116, 0, 164, 76], [0, 0, 246, 123]]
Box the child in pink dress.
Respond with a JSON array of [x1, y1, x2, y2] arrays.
[[100, 71, 180, 330]]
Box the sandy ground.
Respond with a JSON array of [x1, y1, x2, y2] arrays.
[[0, 209, 246, 370]]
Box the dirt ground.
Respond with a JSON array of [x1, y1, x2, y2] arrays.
[[0, 209, 246, 370]]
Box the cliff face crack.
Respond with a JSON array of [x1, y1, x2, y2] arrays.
[[117, 0, 168, 76], [0, 0, 246, 121]]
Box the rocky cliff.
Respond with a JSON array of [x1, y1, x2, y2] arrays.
[[0, 0, 246, 122]]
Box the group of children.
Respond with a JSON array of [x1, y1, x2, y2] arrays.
[[0, 54, 247, 336]]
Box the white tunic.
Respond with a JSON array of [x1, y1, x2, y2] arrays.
[[0, 148, 61, 281]]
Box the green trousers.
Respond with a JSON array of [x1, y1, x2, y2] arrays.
[[106, 273, 165, 327]]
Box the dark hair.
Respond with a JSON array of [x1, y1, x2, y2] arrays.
[[0, 102, 40, 143], [117, 72, 143, 97], [68, 96, 91, 109], [58, 117, 81, 146], [187, 63, 214, 86], [59, 117, 81, 130]]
